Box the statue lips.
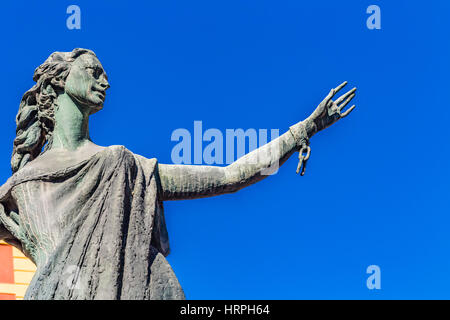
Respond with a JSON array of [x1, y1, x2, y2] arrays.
[[93, 87, 106, 101]]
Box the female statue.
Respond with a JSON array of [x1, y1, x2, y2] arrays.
[[0, 48, 356, 300]]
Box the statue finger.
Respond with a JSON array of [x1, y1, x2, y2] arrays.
[[338, 93, 355, 111], [335, 87, 356, 105], [10, 211, 20, 225], [323, 88, 336, 105], [334, 81, 348, 94], [339, 105, 356, 118], [324, 83, 346, 106]]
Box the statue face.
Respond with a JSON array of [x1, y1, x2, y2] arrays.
[[64, 54, 110, 114]]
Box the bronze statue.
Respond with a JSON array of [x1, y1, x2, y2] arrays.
[[0, 49, 356, 299]]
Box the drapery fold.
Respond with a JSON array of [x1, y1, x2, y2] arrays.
[[0, 145, 184, 300]]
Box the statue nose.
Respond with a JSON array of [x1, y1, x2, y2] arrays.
[[100, 81, 110, 90]]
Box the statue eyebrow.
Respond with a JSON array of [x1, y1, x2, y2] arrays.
[[85, 65, 107, 79], [86, 65, 104, 73]]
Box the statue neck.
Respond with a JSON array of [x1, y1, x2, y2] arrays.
[[51, 93, 91, 151]]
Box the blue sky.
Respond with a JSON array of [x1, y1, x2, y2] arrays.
[[1, 0, 450, 299]]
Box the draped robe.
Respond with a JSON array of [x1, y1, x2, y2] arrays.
[[0, 145, 185, 300]]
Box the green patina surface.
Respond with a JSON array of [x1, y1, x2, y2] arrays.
[[0, 48, 356, 300]]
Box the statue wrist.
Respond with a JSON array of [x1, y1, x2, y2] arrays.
[[304, 117, 319, 137], [289, 121, 312, 148]]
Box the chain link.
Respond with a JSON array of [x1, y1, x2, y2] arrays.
[[296, 142, 311, 176]]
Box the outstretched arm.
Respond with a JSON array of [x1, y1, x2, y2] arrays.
[[159, 129, 299, 200], [158, 82, 356, 201]]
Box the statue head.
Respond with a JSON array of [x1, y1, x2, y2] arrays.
[[11, 48, 110, 173]]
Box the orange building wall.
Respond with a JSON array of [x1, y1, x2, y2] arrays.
[[0, 243, 14, 284], [0, 241, 36, 300]]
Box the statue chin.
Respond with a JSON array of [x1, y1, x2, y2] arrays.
[[80, 96, 105, 114], [65, 92, 104, 114], [88, 102, 104, 114]]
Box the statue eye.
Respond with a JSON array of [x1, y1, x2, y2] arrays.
[[86, 67, 95, 76], [95, 68, 103, 79], [87, 67, 102, 79]]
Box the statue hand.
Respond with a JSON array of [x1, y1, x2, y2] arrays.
[[306, 81, 356, 135]]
